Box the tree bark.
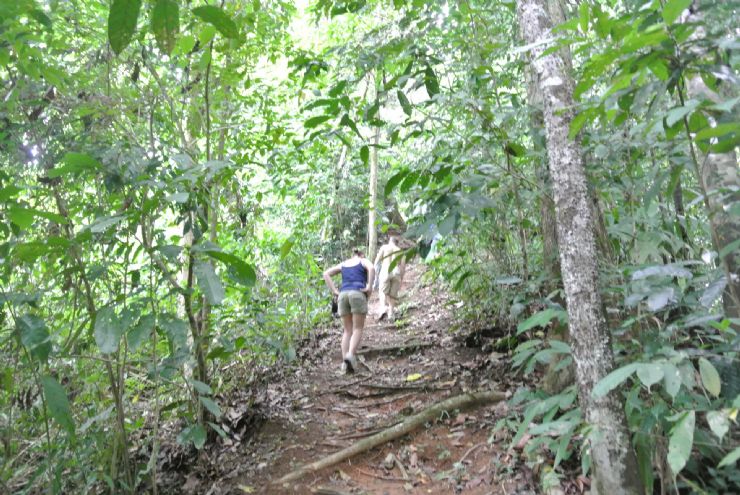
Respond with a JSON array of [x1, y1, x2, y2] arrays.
[[368, 126, 380, 260], [516, 1, 643, 494]]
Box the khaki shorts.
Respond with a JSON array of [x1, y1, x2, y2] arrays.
[[338, 290, 368, 316], [381, 275, 401, 298]]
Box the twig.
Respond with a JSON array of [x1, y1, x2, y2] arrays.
[[459, 442, 488, 464], [356, 467, 407, 482]]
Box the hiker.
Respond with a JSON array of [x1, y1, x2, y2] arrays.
[[374, 235, 405, 321], [323, 248, 375, 374]]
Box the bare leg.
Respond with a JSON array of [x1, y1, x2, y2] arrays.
[[387, 295, 397, 319], [341, 314, 353, 358], [378, 290, 387, 316], [348, 313, 366, 357]]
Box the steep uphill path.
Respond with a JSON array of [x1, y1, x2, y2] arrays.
[[166, 262, 544, 494]]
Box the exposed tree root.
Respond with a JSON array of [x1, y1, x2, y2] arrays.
[[274, 389, 505, 485]]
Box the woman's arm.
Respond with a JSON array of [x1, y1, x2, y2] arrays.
[[323, 264, 342, 296]]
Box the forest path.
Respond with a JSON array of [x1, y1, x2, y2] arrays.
[[181, 263, 539, 495]]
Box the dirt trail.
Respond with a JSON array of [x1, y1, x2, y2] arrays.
[[167, 262, 540, 494]]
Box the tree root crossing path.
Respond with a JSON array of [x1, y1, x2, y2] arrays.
[[184, 263, 539, 494]]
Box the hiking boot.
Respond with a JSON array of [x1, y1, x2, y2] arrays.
[[377, 311, 387, 322], [344, 355, 356, 374], [340, 361, 349, 374]]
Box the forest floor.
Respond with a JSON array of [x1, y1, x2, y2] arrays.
[[157, 262, 559, 494]]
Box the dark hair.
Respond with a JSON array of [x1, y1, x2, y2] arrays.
[[352, 248, 364, 256]]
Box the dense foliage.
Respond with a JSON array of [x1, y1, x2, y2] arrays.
[[0, 0, 737, 493]]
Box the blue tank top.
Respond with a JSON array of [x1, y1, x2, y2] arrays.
[[340, 262, 367, 291]]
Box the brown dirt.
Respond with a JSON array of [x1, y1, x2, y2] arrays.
[[161, 263, 541, 495]]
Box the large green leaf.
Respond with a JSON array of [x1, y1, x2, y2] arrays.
[[698, 358, 721, 397], [360, 145, 369, 167], [636, 363, 664, 389], [108, 0, 142, 55], [192, 6, 239, 39], [48, 152, 102, 178], [16, 314, 51, 362], [706, 411, 730, 441], [592, 363, 640, 398], [128, 314, 155, 351], [718, 446, 740, 468], [667, 410, 695, 475], [516, 308, 567, 335], [177, 424, 206, 449], [94, 306, 124, 354], [424, 66, 440, 97], [8, 206, 68, 229], [41, 375, 75, 435], [203, 250, 256, 287], [662, 0, 691, 25], [199, 396, 222, 418], [397, 90, 412, 116], [159, 313, 188, 350], [194, 261, 225, 305], [151, 0, 179, 55]]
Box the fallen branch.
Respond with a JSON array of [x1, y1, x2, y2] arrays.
[[356, 341, 434, 358], [274, 389, 505, 485]]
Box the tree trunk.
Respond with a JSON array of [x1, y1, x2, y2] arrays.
[[368, 125, 380, 260], [516, 1, 643, 494]]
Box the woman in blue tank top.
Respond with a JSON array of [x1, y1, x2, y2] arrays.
[[323, 248, 375, 374]]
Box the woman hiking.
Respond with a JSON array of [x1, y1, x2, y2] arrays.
[[323, 248, 375, 374]]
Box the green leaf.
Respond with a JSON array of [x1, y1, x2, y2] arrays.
[[706, 411, 729, 441], [199, 396, 222, 418], [192, 5, 240, 39], [48, 152, 102, 178], [203, 250, 256, 287], [29, 9, 52, 30], [190, 379, 212, 395], [636, 363, 664, 389], [178, 424, 206, 449], [8, 207, 67, 229], [662, 0, 691, 25], [159, 313, 188, 350], [698, 358, 721, 397], [41, 375, 75, 435], [385, 170, 407, 196], [424, 65, 440, 97], [88, 215, 125, 233], [279, 237, 294, 260], [397, 90, 412, 116], [194, 261, 225, 305], [662, 363, 682, 399], [108, 0, 142, 55], [516, 308, 566, 335], [667, 410, 695, 475], [16, 314, 51, 362], [151, 0, 179, 55], [340, 113, 362, 138], [718, 446, 740, 468], [360, 145, 369, 167], [95, 306, 124, 354], [304, 114, 332, 129], [127, 314, 154, 351], [592, 363, 640, 398], [694, 122, 739, 142]]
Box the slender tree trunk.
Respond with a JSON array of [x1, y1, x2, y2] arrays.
[[368, 125, 380, 260], [516, 1, 643, 493]]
